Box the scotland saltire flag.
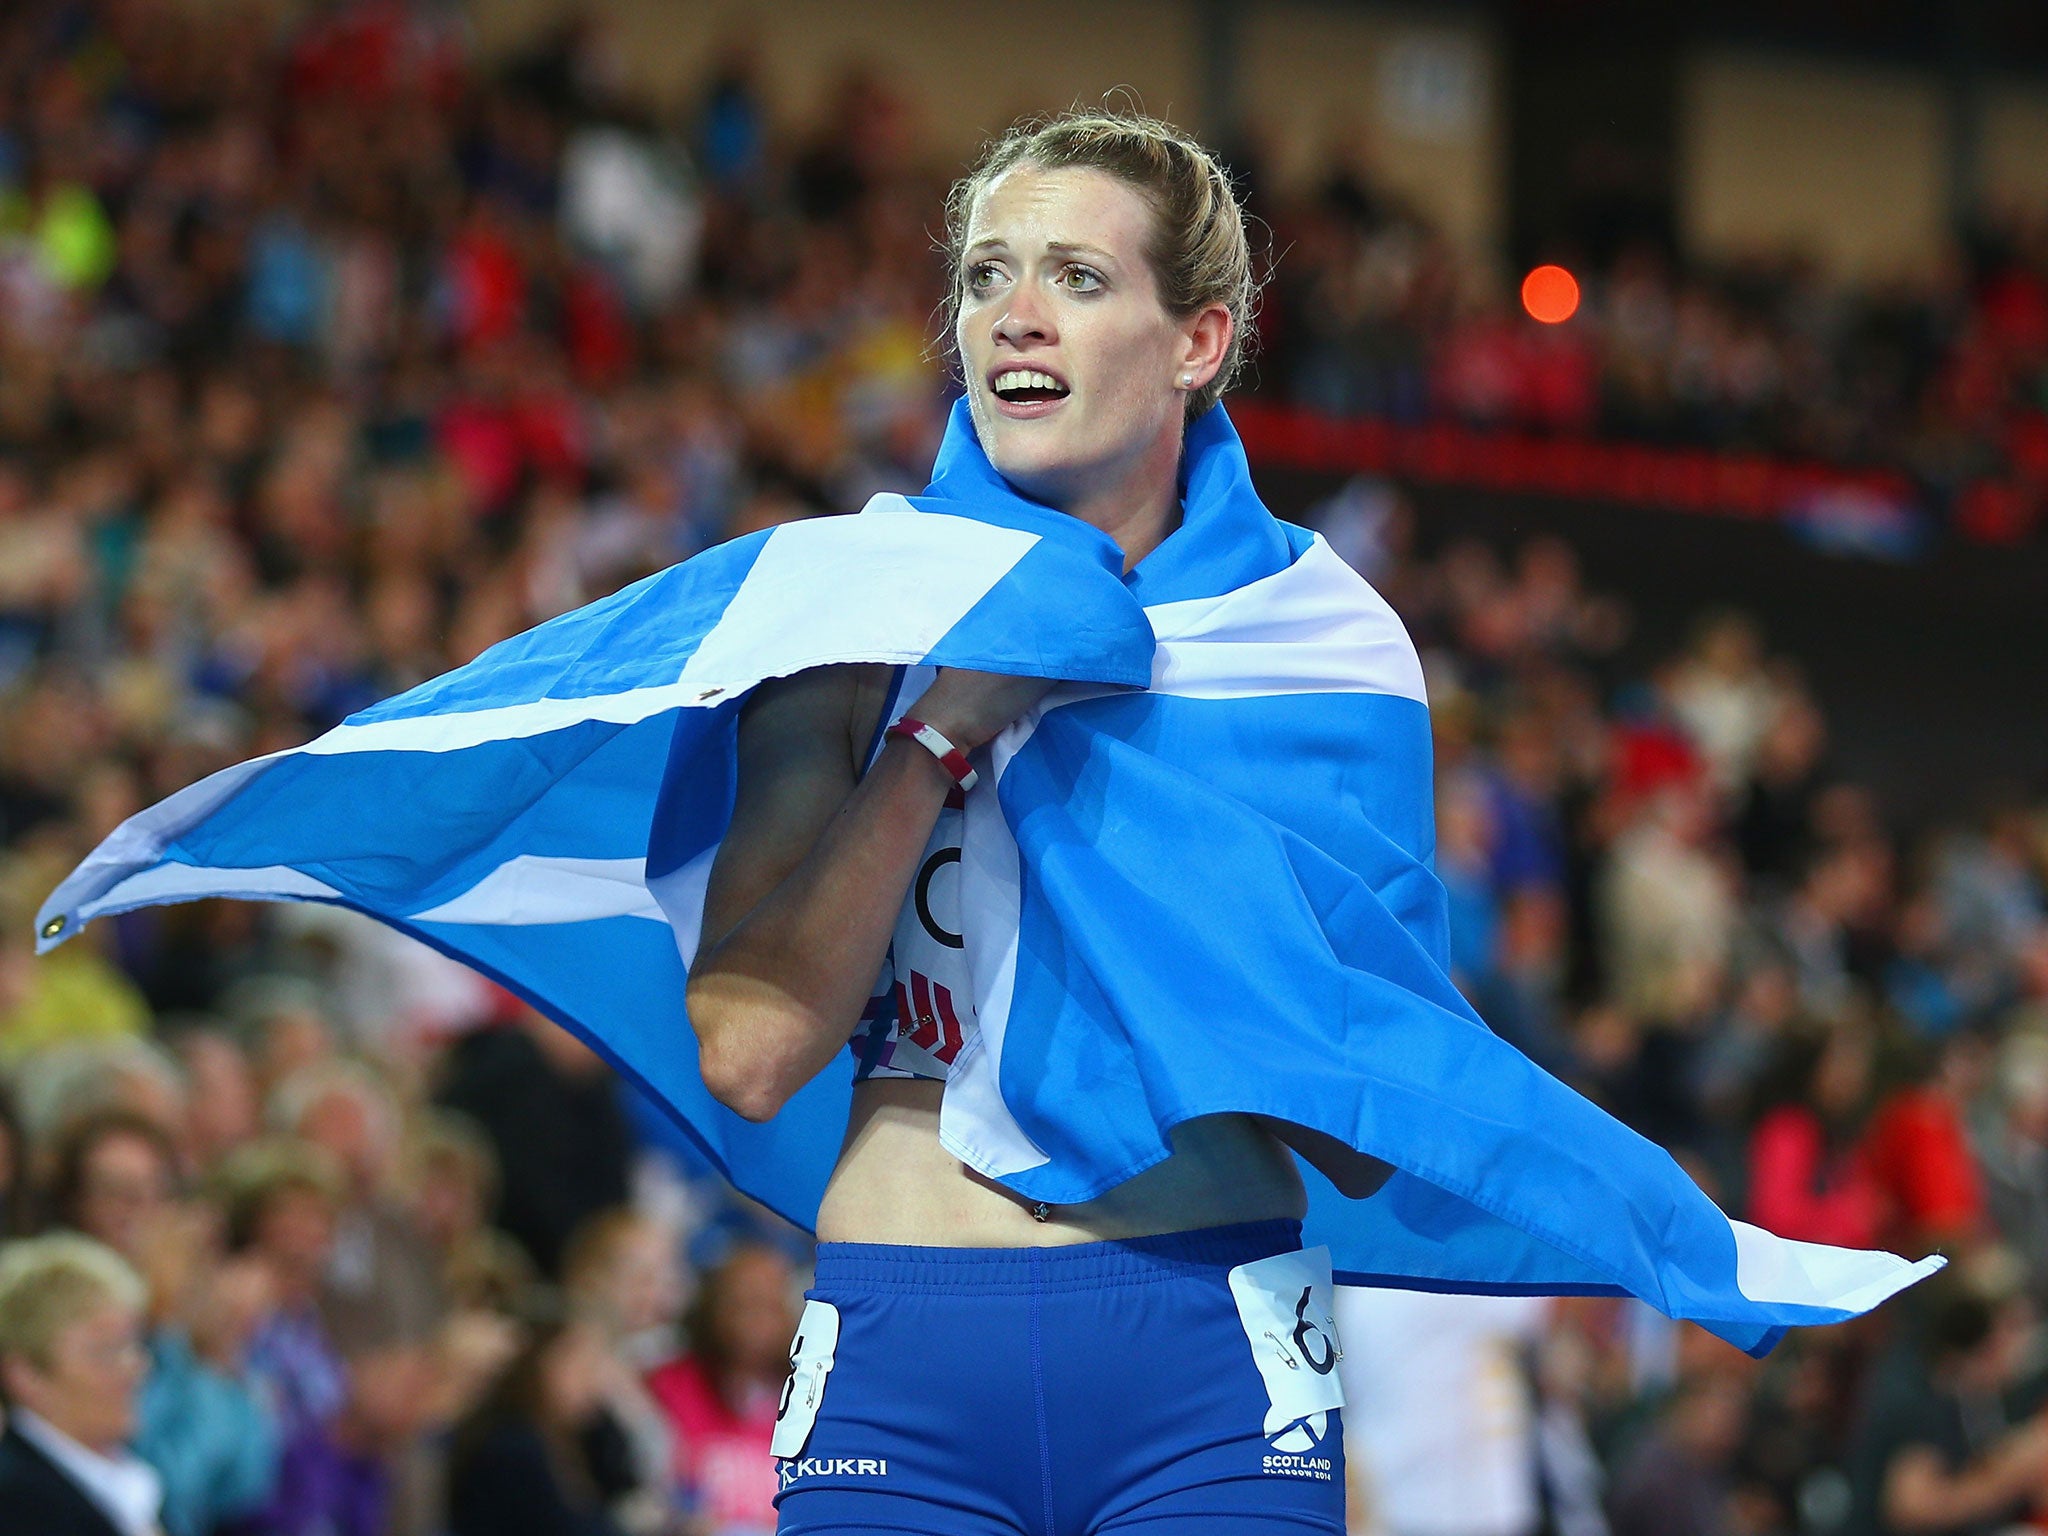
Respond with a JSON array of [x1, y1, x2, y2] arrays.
[[38, 400, 1940, 1355]]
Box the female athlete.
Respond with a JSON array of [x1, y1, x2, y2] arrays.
[[687, 112, 1382, 1536]]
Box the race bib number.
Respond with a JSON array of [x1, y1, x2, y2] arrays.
[[1227, 1247, 1345, 1437], [770, 1300, 841, 1459]]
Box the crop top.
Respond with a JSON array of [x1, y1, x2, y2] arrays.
[[850, 667, 979, 1085]]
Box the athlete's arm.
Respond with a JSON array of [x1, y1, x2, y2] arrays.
[[688, 664, 1050, 1122]]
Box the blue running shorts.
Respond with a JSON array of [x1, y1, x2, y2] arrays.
[[771, 1219, 1347, 1536]]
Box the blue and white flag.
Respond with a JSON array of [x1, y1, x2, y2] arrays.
[[38, 400, 1940, 1354]]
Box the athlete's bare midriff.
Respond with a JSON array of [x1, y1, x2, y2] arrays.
[[815, 1079, 1307, 1245]]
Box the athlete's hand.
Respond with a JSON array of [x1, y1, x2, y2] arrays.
[[909, 668, 1057, 753]]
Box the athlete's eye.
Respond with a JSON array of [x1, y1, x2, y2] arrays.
[[1059, 265, 1104, 293], [964, 262, 1004, 296]]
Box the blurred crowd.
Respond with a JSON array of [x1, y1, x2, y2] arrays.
[[1265, 162, 2048, 542], [1326, 488, 2048, 1536], [3, 3, 2048, 1536]]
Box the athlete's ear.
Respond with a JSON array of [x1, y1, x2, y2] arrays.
[[1176, 305, 1232, 394]]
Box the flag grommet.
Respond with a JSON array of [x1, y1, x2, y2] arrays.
[[40, 915, 64, 939]]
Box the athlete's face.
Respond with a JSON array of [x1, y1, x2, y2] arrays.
[[955, 166, 1222, 510]]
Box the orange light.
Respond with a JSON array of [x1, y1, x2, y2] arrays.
[[1521, 264, 1580, 324]]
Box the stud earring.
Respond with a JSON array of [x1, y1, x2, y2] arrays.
[[1181, 373, 1194, 389]]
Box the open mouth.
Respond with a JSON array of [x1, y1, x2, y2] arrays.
[[990, 369, 1070, 405]]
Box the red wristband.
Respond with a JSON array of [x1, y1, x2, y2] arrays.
[[886, 717, 979, 792]]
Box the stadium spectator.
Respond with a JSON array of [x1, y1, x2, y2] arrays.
[[1598, 777, 1738, 1027], [216, 1138, 364, 1536], [37, 1106, 278, 1534], [399, 1116, 528, 1467], [136, 1251, 279, 1536], [0, 1233, 160, 1536], [1768, 839, 1899, 1021], [42, 1108, 181, 1266], [445, 1318, 640, 1536], [1973, 1029, 2048, 1304], [1844, 1274, 2048, 1536], [267, 1060, 454, 1535], [1665, 611, 1779, 794], [646, 1242, 798, 1535], [1733, 689, 1830, 886], [8, 1037, 190, 1166], [407, 1109, 537, 1316], [560, 1208, 683, 1533], [169, 1023, 262, 1170], [1748, 1021, 1889, 1249], [1605, 1373, 1752, 1536], [434, 1004, 633, 1277], [1860, 1034, 1987, 1257], [269, 1060, 446, 1357], [1436, 771, 1506, 1003]]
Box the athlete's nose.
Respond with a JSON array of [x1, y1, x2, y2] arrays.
[[992, 281, 1056, 349]]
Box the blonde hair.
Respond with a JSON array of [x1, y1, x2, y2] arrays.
[[943, 110, 1259, 419], [0, 1233, 145, 1376]]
